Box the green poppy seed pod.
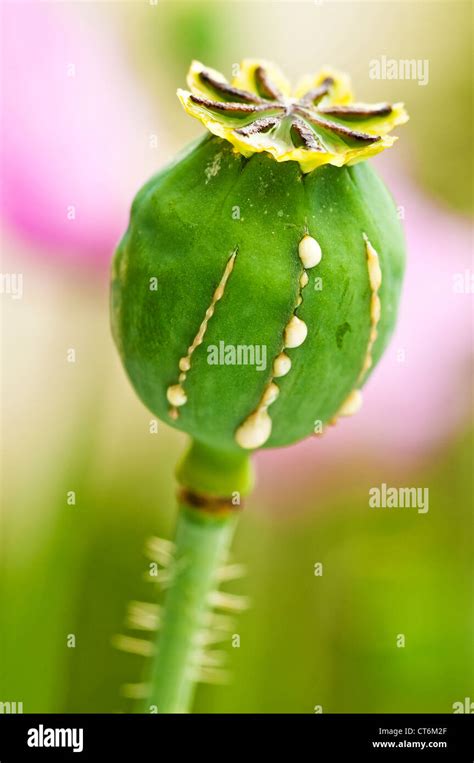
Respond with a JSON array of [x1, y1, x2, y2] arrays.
[[111, 60, 408, 458]]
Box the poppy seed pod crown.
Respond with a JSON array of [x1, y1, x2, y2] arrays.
[[111, 60, 408, 454]]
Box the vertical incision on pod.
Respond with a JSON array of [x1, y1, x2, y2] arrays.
[[358, 233, 382, 381], [167, 248, 238, 419], [235, 234, 323, 449], [328, 233, 382, 426]]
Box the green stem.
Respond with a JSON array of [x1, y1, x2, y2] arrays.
[[141, 439, 253, 714], [146, 505, 237, 713]]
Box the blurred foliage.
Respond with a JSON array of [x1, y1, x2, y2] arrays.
[[198, 429, 473, 713], [405, 2, 473, 215], [122, 1, 233, 147], [4, 419, 472, 713], [158, 1, 225, 68]]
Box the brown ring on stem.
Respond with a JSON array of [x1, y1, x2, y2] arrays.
[[178, 487, 243, 515]]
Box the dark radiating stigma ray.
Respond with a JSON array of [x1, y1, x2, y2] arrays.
[[235, 117, 281, 137], [190, 94, 286, 118], [198, 70, 265, 104], [318, 104, 392, 119], [301, 77, 334, 106], [254, 66, 283, 100], [290, 117, 325, 151], [295, 107, 381, 144]]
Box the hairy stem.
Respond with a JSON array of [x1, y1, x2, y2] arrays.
[[141, 440, 253, 714], [144, 504, 237, 713]]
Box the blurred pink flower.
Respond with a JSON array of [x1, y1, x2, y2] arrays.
[[1, 3, 157, 267], [257, 165, 473, 506]]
